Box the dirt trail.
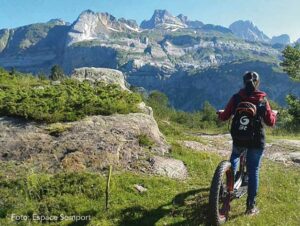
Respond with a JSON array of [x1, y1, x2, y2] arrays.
[[182, 133, 300, 167]]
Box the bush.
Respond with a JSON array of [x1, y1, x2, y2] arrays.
[[285, 95, 300, 131], [0, 68, 142, 123]]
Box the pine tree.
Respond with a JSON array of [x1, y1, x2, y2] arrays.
[[281, 45, 300, 129], [281, 45, 300, 81]]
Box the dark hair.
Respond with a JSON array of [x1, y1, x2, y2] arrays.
[[243, 71, 260, 96]]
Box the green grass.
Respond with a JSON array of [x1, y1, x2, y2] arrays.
[[138, 134, 155, 148], [0, 136, 299, 226], [227, 161, 300, 226], [0, 69, 299, 225]]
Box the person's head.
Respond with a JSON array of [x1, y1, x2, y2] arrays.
[[243, 71, 260, 95]]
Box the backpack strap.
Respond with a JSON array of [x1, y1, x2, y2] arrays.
[[232, 94, 241, 114]]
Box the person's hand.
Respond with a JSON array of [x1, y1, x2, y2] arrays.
[[272, 110, 279, 116], [257, 103, 267, 116]]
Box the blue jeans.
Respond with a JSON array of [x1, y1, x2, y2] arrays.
[[230, 145, 264, 207]]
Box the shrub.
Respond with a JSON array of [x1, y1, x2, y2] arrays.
[[0, 68, 142, 123]]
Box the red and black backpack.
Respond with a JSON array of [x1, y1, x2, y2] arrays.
[[230, 94, 265, 147]]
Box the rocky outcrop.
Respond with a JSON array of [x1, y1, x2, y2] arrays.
[[271, 34, 290, 45], [141, 10, 187, 30], [71, 67, 129, 90], [62, 45, 118, 74], [67, 10, 139, 46], [177, 14, 204, 29], [0, 66, 192, 179], [181, 134, 300, 167], [141, 10, 204, 30], [0, 113, 172, 174], [229, 20, 270, 43], [0, 20, 69, 72], [1, 20, 67, 54], [0, 29, 10, 53]]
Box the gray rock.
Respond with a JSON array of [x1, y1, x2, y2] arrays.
[[187, 134, 300, 167], [150, 156, 188, 180], [289, 152, 300, 163], [71, 67, 129, 91], [137, 102, 153, 116], [134, 184, 147, 193], [0, 113, 170, 173], [67, 10, 139, 46], [51, 80, 61, 85], [0, 29, 10, 53], [181, 138, 231, 157]]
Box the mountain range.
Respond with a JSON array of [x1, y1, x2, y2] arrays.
[[0, 9, 299, 110]]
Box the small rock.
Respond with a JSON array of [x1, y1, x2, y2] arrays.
[[134, 184, 147, 193], [150, 156, 188, 180], [182, 140, 203, 151], [137, 102, 153, 116], [51, 81, 61, 85], [289, 152, 300, 163]]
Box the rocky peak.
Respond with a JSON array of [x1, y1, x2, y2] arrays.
[[177, 14, 188, 23], [67, 10, 140, 46], [75, 10, 118, 27], [118, 18, 139, 31], [47, 19, 67, 25], [99, 12, 117, 24], [153, 9, 172, 18], [271, 34, 290, 45], [186, 20, 204, 29], [177, 14, 204, 29], [140, 9, 187, 29], [229, 20, 270, 43]]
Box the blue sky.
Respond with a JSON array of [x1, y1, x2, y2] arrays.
[[0, 0, 299, 41]]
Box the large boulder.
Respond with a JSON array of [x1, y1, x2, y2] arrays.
[[71, 67, 129, 91], [0, 113, 170, 174]]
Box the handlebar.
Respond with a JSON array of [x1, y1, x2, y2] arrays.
[[216, 110, 279, 115]]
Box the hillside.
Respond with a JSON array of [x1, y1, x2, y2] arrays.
[[0, 67, 185, 176], [0, 68, 299, 226], [136, 61, 300, 110], [1, 9, 299, 110]]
